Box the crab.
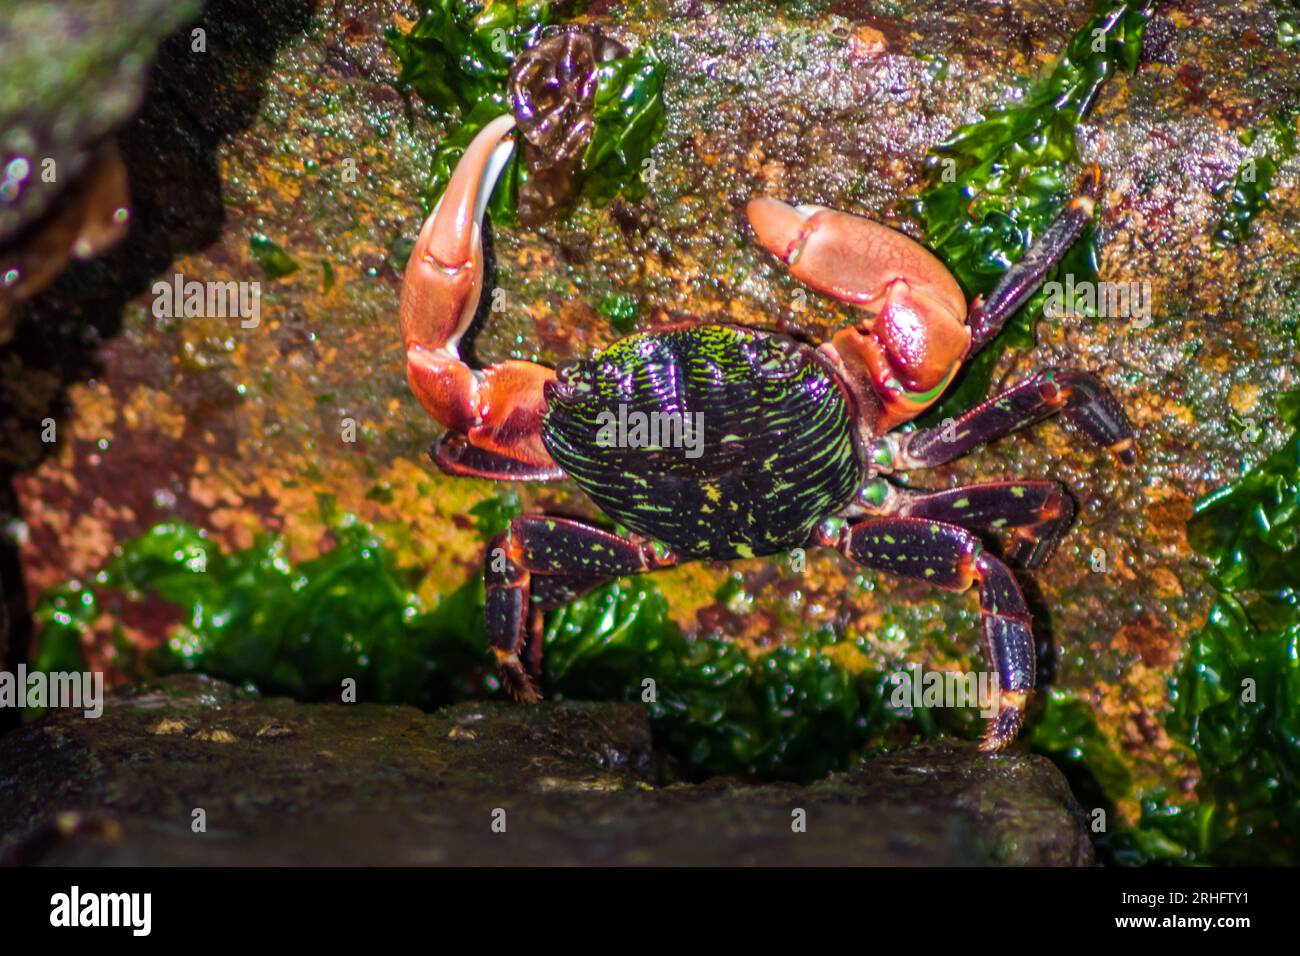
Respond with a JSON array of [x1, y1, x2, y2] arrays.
[[399, 113, 1137, 751]]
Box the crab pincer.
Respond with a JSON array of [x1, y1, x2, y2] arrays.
[[399, 114, 560, 480]]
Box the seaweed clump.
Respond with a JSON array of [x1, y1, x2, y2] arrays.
[[30, 502, 904, 783], [386, 1, 664, 225]]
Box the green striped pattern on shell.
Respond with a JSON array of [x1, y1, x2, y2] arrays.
[[541, 324, 862, 559]]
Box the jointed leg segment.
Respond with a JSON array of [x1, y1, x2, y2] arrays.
[[873, 367, 1138, 472], [818, 516, 1035, 750], [485, 516, 677, 700], [967, 166, 1102, 350], [857, 479, 1076, 569]]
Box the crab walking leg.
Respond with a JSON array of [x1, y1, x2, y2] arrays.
[[400, 112, 560, 473], [874, 367, 1138, 471], [484, 516, 677, 699], [819, 516, 1035, 750], [855, 479, 1075, 569], [967, 166, 1102, 350]]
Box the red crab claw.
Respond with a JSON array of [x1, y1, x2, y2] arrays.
[[399, 113, 558, 472], [747, 198, 971, 432]]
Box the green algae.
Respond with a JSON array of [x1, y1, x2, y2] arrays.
[[34, 518, 491, 709], [1278, 2, 1300, 49], [387, 0, 664, 224], [468, 488, 523, 537], [1214, 157, 1277, 248], [387, 0, 550, 115], [1031, 390, 1300, 865], [597, 292, 638, 334], [911, 0, 1152, 424], [1212, 111, 1298, 248], [1175, 389, 1300, 863], [26, 497, 906, 782], [579, 50, 665, 207], [387, 0, 553, 222], [249, 234, 300, 280]]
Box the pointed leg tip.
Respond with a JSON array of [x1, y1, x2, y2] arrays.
[[979, 725, 1017, 753], [495, 647, 543, 704], [502, 672, 542, 705], [1006, 532, 1062, 571], [981, 695, 1028, 751], [1009, 549, 1048, 572]]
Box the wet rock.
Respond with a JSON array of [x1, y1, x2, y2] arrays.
[[0, 0, 200, 333], [0, 0, 200, 243], [0, 676, 1092, 865]]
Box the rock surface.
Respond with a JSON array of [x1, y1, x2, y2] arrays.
[[0, 0, 202, 335], [0, 675, 1092, 865], [0, 0, 200, 245]]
